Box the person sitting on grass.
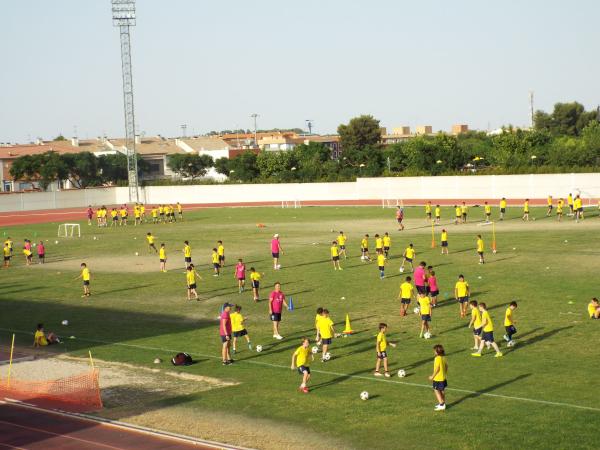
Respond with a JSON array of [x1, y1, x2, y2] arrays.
[[33, 323, 59, 347], [588, 298, 600, 319]]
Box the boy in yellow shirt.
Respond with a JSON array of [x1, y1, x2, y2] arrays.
[[454, 205, 462, 225], [336, 231, 347, 259], [330, 241, 342, 270], [398, 276, 415, 317], [360, 234, 371, 262], [546, 195, 553, 216], [435, 204, 441, 225], [146, 232, 158, 253], [217, 241, 225, 267], [318, 309, 336, 361], [588, 298, 600, 319], [429, 344, 448, 411], [503, 301, 518, 346], [471, 303, 503, 357], [249, 267, 262, 302], [522, 199, 530, 221], [186, 264, 201, 300], [231, 305, 252, 353], [159, 243, 167, 272], [440, 229, 449, 255], [400, 243, 415, 273], [476, 234, 485, 264], [484, 201, 492, 222], [314, 307, 324, 343], [418, 293, 432, 338], [374, 234, 383, 256], [211, 248, 220, 276], [383, 232, 391, 259], [374, 323, 396, 378], [183, 240, 192, 268], [377, 252, 386, 280], [33, 323, 59, 347], [425, 201, 432, 221], [291, 337, 313, 393], [75, 262, 91, 298], [468, 300, 483, 350], [499, 197, 507, 221], [557, 198, 564, 221], [177, 202, 183, 220], [454, 274, 470, 318], [3, 242, 11, 268], [461, 202, 468, 223]]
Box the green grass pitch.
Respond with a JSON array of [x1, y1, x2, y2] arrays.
[[1, 205, 599, 449]]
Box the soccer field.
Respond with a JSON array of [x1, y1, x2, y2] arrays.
[[1, 205, 599, 449]]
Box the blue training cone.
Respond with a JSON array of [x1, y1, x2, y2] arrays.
[[288, 296, 294, 311]]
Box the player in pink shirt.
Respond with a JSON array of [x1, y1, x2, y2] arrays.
[[414, 262, 427, 295], [37, 241, 45, 264], [428, 269, 439, 307], [271, 234, 284, 270], [235, 259, 246, 293], [269, 282, 288, 339], [220, 303, 233, 365], [86, 205, 93, 225]]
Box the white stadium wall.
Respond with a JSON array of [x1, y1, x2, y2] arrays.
[[1, 174, 600, 212]]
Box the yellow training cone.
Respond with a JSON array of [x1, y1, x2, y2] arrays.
[[342, 314, 354, 335]]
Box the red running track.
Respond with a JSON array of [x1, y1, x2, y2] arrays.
[[0, 402, 237, 450], [0, 199, 554, 227]]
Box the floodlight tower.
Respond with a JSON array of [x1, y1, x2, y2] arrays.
[[305, 119, 314, 135], [112, 0, 139, 203]]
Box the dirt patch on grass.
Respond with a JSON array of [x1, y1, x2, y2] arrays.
[[34, 254, 187, 274]]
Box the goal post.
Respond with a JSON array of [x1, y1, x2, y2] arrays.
[[58, 223, 81, 238], [382, 199, 403, 209], [281, 200, 302, 209]]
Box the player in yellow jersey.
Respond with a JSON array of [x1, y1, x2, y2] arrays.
[[471, 302, 503, 357], [374, 234, 383, 255], [133, 204, 141, 226], [503, 301, 518, 346], [522, 199, 530, 221], [96, 208, 102, 227], [557, 198, 564, 221], [454, 205, 461, 225], [151, 206, 158, 223], [158, 205, 165, 222], [499, 197, 507, 221], [425, 201, 432, 221], [249, 267, 262, 302], [217, 240, 225, 267], [476, 234, 485, 264], [440, 229, 448, 255], [398, 276, 415, 316], [159, 243, 167, 272], [119, 206, 128, 226], [567, 193, 574, 215], [314, 307, 324, 343], [468, 300, 483, 350], [336, 231, 347, 259], [484, 201, 492, 223], [330, 241, 342, 270], [418, 293, 432, 338], [461, 202, 468, 223], [454, 274, 470, 318], [177, 202, 183, 220], [146, 232, 158, 253], [186, 264, 201, 300], [231, 305, 252, 353], [291, 337, 313, 393], [4, 237, 13, 256], [360, 234, 371, 261], [110, 208, 118, 227], [588, 298, 600, 319], [434, 204, 441, 225], [211, 248, 220, 276], [75, 262, 91, 298], [377, 252, 386, 279], [546, 195, 553, 216], [400, 243, 415, 273], [318, 309, 336, 361], [183, 240, 192, 268], [574, 194, 583, 222], [429, 344, 448, 411], [374, 323, 395, 378], [3, 242, 12, 268], [140, 204, 146, 222], [383, 232, 391, 259]]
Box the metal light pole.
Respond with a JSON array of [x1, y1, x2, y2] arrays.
[[251, 113, 259, 147], [305, 119, 313, 135], [112, 0, 139, 203]]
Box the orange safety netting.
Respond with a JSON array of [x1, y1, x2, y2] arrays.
[[0, 369, 102, 412]]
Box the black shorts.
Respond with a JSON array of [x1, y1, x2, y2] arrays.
[[486, 213, 491, 217], [441, 241, 448, 247], [83, 280, 90, 286], [270, 313, 281, 322], [427, 213, 432, 218], [339, 245, 345, 250], [500, 208, 506, 213], [220, 335, 231, 343], [462, 213, 467, 218], [482, 331, 494, 343], [233, 329, 248, 338], [149, 243, 156, 248], [321, 338, 332, 345], [4, 256, 11, 261], [188, 283, 197, 289], [361, 248, 368, 253], [548, 205, 553, 210], [219, 255, 225, 263], [252, 281, 260, 289], [377, 351, 388, 359], [160, 259, 166, 263], [272, 252, 279, 258], [378, 265, 384, 271], [38, 254, 44, 259], [433, 380, 447, 391], [473, 327, 482, 336], [298, 366, 310, 375], [213, 263, 220, 269], [421, 314, 431, 322], [505, 325, 517, 335], [458, 296, 469, 303], [401, 298, 411, 304], [332, 256, 340, 261], [185, 257, 192, 263], [404, 257, 413, 263], [113, 216, 118, 221], [383, 246, 390, 252], [478, 251, 484, 256], [416, 285, 427, 294], [430, 290, 439, 297]]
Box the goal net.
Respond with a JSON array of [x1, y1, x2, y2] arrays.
[[382, 199, 403, 209], [58, 223, 81, 238], [281, 200, 302, 209]]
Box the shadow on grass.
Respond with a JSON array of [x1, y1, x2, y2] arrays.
[[449, 373, 532, 408], [508, 326, 573, 353]]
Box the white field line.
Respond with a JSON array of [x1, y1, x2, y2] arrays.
[[1, 327, 599, 413]]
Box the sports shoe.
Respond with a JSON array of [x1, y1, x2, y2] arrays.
[[471, 346, 479, 350], [301, 387, 309, 393], [248, 343, 253, 350], [503, 334, 509, 342], [471, 353, 482, 357], [434, 404, 446, 411], [339, 267, 343, 271], [495, 352, 503, 358], [275, 334, 283, 340], [232, 348, 236, 354], [384, 372, 391, 378], [374, 371, 382, 377], [222, 361, 230, 365]]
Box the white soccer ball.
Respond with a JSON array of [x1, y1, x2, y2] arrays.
[[323, 352, 331, 361], [311, 346, 319, 354], [134, 237, 137, 240], [424, 332, 432, 339], [399, 266, 405, 273], [360, 391, 369, 401], [255, 345, 263, 352], [413, 307, 420, 315], [61, 320, 69, 326], [507, 341, 516, 347], [360, 255, 365, 260], [277, 264, 281, 269], [398, 369, 406, 378], [135, 252, 139, 256], [564, 240, 568, 243], [492, 249, 497, 254], [341, 296, 346, 300], [55, 240, 59, 244], [512, 247, 516, 250], [153, 358, 162, 364], [93, 236, 97, 240]]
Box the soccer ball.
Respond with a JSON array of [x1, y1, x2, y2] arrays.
[[360, 255, 365, 261], [360, 391, 369, 401], [424, 332, 432, 339], [153, 358, 162, 364], [507, 341, 516, 347], [399, 266, 405, 273], [323, 352, 331, 361], [55, 240, 59, 244], [93, 236, 97, 240], [135, 252, 139, 256], [311, 346, 319, 354], [61, 320, 69, 326], [398, 369, 406, 378], [492, 249, 497, 254], [255, 345, 263, 352], [413, 307, 420, 315], [277, 264, 281, 269]]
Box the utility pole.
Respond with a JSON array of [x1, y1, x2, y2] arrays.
[[112, 0, 139, 203], [251, 113, 259, 148], [529, 91, 534, 129], [305, 119, 314, 135], [180, 124, 187, 138]]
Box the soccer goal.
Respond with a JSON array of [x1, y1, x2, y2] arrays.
[[382, 199, 403, 209], [57, 223, 81, 238], [281, 200, 302, 209]]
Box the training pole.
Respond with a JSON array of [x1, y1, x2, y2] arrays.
[[7, 334, 15, 387], [431, 222, 435, 248], [88, 350, 95, 369], [492, 221, 497, 253]]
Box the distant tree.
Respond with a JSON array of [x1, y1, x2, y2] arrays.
[[534, 102, 598, 136], [167, 154, 214, 179], [53, 135, 66, 141], [337, 115, 381, 152], [61, 152, 102, 188]]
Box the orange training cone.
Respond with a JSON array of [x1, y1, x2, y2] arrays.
[[342, 314, 354, 335]]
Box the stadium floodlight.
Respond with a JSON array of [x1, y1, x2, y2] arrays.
[[112, 0, 139, 203]]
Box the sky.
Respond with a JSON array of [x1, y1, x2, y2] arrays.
[[1, 0, 598, 143]]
